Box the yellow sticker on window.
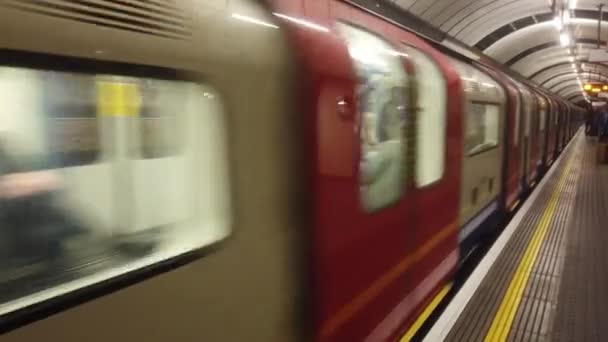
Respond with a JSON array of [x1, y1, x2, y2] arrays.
[[96, 81, 141, 117]]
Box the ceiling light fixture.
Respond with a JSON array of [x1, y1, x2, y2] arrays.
[[554, 15, 563, 30], [560, 31, 571, 46], [272, 13, 329, 32], [563, 10, 571, 25], [231, 13, 279, 29]]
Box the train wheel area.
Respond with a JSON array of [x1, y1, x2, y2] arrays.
[[418, 130, 608, 341]]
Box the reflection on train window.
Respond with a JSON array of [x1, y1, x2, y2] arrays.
[[466, 103, 499, 155], [0, 66, 230, 314], [402, 45, 447, 187], [138, 80, 179, 159], [45, 72, 100, 167], [539, 108, 547, 132], [539, 106, 547, 155], [522, 90, 533, 138], [337, 23, 409, 213], [532, 100, 540, 136]]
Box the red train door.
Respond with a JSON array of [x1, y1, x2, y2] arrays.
[[519, 86, 532, 188], [390, 44, 461, 340], [535, 92, 548, 170], [270, 2, 459, 340], [546, 99, 558, 165], [487, 71, 522, 211], [310, 20, 418, 342]]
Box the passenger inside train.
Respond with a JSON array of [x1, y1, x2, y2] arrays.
[[0, 138, 83, 267], [343, 23, 409, 213]]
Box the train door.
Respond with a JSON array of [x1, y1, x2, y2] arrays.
[[314, 22, 416, 341], [566, 106, 572, 140], [401, 44, 459, 332], [504, 79, 523, 210], [560, 104, 565, 148], [448, 59, 505, 251], [546, 98, 557, 164], [519, 86, 532, 189], [538, 94, 549, 169], [561, 105, 570, 145], [528, 92, 541, 186], [559, 104, 568, 151], [536, 93, 548, 171], [555, 102, 562, 152]]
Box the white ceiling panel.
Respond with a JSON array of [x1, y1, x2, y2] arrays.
[[543, 71, 608, 88], [454, 5, 548, 45], [543, 73, 581, 87], [511, 46, 574, 75], [407, 0, 440, 16], [484, 22, 555, 62], [394, 0, 418, 9], [423, 0, 479, 28], [485, 19, 608, 62]]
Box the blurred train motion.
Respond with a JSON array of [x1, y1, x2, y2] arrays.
[[0, 1, 583, 342]]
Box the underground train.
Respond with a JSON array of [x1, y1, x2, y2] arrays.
[[0, 0, 583, 342]]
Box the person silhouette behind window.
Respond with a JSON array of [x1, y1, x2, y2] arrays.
[[0, 135, 85, 269], [359, 86, 406, 211]]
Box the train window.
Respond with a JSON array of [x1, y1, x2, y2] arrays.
[[0, 65, 230, 315], [337, 23, 409, 212], [466, 103, 500, 155], [402, 46, 447, 187]]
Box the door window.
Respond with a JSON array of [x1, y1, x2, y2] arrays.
[[402, 46, 447, 187], [337, 23, 409, 212]]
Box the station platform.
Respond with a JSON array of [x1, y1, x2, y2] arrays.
[[424, 131, 607, 342]]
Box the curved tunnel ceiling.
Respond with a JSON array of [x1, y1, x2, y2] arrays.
[[392, 0, 608, 102]]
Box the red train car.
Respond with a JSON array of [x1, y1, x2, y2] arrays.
[[267, 1, 581, 340], [269, 3, 463, 340]]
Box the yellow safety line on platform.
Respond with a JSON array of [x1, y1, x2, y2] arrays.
[[484, 144, 576, 342], [400, 283, 452, 342]]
